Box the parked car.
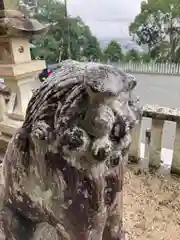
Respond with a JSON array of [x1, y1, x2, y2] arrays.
[[38, 64, 59, 82], [38, 68, 53, 82]]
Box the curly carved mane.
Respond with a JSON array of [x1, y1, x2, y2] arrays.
[[23, 60, 87, 132]]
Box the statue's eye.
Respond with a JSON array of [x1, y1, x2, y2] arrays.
[[110, 116, 126, 143], [89, 85, 99, 93], [106, 91, 116, 97], [128, 99, 133, 106]]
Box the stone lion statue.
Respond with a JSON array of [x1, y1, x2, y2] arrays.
[[0, 60, 141, 240]]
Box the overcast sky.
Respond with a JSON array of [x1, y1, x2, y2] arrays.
[[67, 0, 142, 39]]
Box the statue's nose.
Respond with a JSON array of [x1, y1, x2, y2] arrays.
[[83, 105, 115, 138]]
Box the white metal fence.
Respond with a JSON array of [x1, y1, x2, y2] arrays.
[[112, 62, 180, 75]]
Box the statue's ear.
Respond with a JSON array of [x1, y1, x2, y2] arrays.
[[83, 63, 106, 101], [125, 73, 137, 90], [83, 63, 106, 88]]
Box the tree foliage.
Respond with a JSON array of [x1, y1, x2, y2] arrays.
[[103, 40, 123, 62], [129, 0, 180, 62], [82, 36, 102, 61], [125, 49, 141, 62], [21, 0, 102, 63]]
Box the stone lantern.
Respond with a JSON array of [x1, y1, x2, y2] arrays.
[[0, 0, 47, 149]]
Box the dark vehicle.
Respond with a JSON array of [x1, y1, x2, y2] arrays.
[[38, 64, 59, 82], [38, 68, 52, 82]]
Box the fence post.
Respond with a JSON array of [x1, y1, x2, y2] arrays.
[[140, 128, 151, 170], [171, 122, 180, 174], [129, 122, 141, 163], [149, 119, 164, 168], [0, 95, 6, 122]]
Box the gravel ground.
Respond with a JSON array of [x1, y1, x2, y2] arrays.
[[124, 165, 180, 240]]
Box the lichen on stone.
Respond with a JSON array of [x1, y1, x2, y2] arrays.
[[0, 60, 141, 240]]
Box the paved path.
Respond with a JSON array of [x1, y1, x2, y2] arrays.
[[133, 73, 180, 108]]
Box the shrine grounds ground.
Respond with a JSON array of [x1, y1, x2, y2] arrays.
[[0, 162, 180, 239], [124, 165, 180, 240]]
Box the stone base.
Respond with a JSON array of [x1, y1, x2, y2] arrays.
[[0, 118, 22, 154], [0, 134, 9, 156], [0, 60, 45, 121], [0, 60, 45, 78], [0, 118, 22, 136]]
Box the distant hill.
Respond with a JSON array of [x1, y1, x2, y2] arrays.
[[99, 38, 144, 53]]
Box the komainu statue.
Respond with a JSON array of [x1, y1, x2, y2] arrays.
[[0, 60, 142, 240]]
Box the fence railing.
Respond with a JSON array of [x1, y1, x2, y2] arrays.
[[129, 104, 180, 175], [112, 62, 180, 75]]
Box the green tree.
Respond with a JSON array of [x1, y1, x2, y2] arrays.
[[82, 36, 102, 61], [140, 53, 151, 62], [21, 0, 102, 63], [172, 46, 180, 63], [129, 0, 180, 62], [103, 40, 123, 62], [125, 49, 141, 62]]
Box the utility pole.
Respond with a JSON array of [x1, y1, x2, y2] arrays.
[[64, 0, 71, 59]]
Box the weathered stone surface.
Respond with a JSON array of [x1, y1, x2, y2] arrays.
[[0, 60, 141, 239], [143, 104, 180, 122], [0, 83, 10, 96], [0, 10, 47, 37]]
